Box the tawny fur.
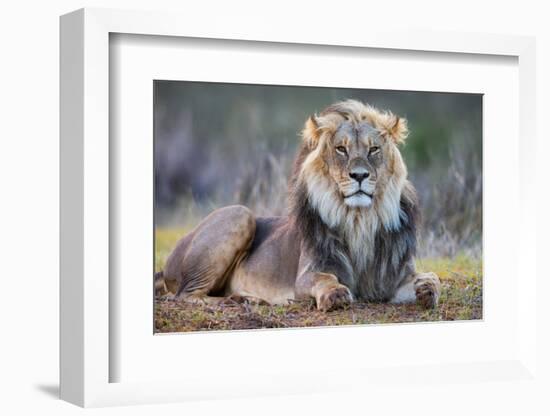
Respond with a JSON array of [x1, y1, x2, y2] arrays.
[[157, 100, 440, 311]]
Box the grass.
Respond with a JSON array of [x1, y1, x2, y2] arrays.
[[154, 228, 482, 333], [155, 228, 189, 273]]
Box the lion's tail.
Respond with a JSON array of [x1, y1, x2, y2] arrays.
[[154, 270, 166, 293]]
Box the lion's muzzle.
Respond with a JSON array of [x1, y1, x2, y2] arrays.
[[343, 166, 375, 207]]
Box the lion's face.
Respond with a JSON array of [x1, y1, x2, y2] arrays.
[[297, 100, 409, 232], [327, 121, 385, 208]]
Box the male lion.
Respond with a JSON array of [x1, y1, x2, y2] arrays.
[[155, 100, 441, 311]]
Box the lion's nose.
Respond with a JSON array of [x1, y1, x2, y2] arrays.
[[349, 169, 370, 184]]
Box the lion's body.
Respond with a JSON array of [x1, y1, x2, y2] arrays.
[[157, 100, 441, 311], [228, 215, 300, 304]]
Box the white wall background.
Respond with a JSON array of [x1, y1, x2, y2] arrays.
[[0, 0, 548, 414]]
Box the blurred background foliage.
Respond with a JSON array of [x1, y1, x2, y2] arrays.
[[154, 81, 482, 258]]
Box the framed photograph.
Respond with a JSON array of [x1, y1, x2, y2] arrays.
[[60, 7, 538, 408], [152, 81, 483, 333]]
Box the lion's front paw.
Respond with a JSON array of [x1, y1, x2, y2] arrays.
[[316, 284, 353, 312], [414, 272, 441, 309]]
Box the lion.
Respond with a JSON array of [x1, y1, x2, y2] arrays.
[[155, 99, 441, 311]]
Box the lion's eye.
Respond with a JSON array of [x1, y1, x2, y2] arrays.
[[369, 146, 380, 155], [335, 146, 347, 155]]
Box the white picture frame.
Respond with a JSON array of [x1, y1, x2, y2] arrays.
[[60, 7, 538, 408]]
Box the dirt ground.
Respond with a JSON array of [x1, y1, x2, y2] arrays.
[[154, 257, 482, 333]]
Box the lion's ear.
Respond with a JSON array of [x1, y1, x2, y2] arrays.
[[302, 115, 321, 149], [380, 115, 408, 145]]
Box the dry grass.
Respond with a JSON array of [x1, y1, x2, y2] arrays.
[[155, 228, 482, 333]]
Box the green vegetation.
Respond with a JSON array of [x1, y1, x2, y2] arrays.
[[155, 228, 188, 273]]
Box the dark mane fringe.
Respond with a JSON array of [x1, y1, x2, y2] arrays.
[[289, 174, 419, 302], [290, 182, 356, 289], [362, 184, 419, 301]]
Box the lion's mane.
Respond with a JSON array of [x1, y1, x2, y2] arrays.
[[289, 100, 419, 301]]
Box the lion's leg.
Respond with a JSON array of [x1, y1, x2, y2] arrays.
[[390, 272, 441, 309], [165, 205, 256, 302], [295, 271, 353, 312]]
